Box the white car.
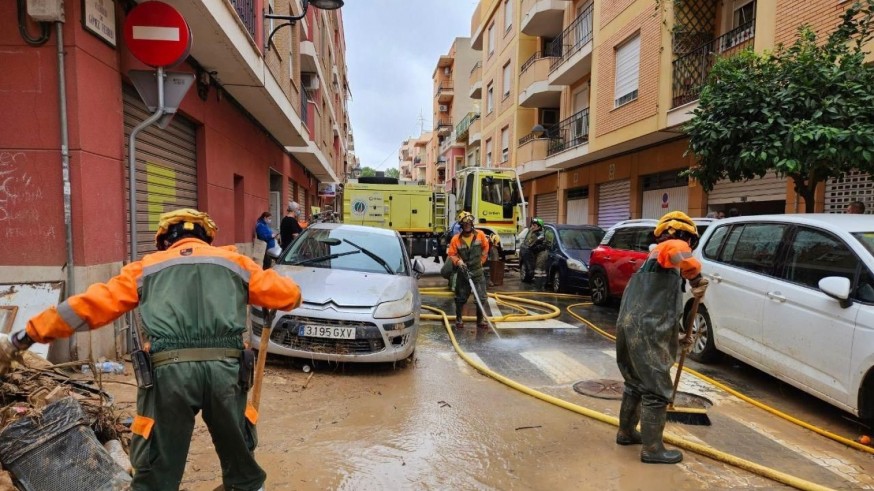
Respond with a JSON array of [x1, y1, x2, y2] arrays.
[[251, 223, 424, 363], [687, 214, 874, 424]]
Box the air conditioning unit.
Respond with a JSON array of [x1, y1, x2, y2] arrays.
[[302, 73, 319, 91], [438, 104, 449, 113]]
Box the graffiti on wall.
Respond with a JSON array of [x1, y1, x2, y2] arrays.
[[0, 151, 56, 240], [145, 162, 176, 231]]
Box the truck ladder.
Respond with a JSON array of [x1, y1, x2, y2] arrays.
[[433, 192, 447, 233]]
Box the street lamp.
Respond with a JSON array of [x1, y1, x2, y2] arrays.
[[265, 0, 344, 50]]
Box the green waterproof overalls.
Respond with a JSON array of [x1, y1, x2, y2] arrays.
[[454, 235, 488, 323]]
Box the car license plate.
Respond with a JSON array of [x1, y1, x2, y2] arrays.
[[299, 325, 356, 339]]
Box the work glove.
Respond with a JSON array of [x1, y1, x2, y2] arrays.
[[0, 333, 23, 377], [457, 261, 468, 273], [689, 275, 709, 299]]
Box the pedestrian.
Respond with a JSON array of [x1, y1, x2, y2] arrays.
[[614, 211, 708, 464], [727, 208, 740, 218], [521, 218, 548, 283], [255, 211, 278, 269], [716, 210, 725, 219], [847, 201, 866, 214], [0, 208, 302, 490], [280, 202, 303, 248], [447, 211, 490, 330]]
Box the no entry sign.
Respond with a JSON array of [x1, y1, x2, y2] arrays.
[[123, 2, 192, 67]]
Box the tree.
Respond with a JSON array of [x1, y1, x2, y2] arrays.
[[385, 168, 400, 179], [359, 166, 376, 177], [685, 1, 874, 212]]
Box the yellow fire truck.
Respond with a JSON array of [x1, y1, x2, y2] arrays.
[[340, 167, 527, 258]]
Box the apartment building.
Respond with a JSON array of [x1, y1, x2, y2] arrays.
[[434, 38, 479, 189], [0, 1, 353, 360], [477, 0, 870, 227]]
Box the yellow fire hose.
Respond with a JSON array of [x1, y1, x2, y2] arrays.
[[422, 303, 833, 491], [565, 302, 874, 456]]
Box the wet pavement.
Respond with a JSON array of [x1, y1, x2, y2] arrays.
[[103, 262, 874, 490]]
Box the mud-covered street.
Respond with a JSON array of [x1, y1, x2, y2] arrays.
[[101, 268, 874, 490]]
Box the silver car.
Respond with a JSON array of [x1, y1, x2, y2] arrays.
[[251, 223, 424, 363]]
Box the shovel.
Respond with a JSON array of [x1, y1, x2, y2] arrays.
[[251, 308, 276, 411]]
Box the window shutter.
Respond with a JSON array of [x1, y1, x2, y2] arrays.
[[614, 35, 640, 106]]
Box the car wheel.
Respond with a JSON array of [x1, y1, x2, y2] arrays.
[[550, 270, 564, 293], [590, 271, 609, 306], [687, 304, 718, 363]]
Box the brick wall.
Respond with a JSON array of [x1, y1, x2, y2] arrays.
[[775, 0, 847, 47], [594, 8, 659, 137], [601, 0, 637, 28]]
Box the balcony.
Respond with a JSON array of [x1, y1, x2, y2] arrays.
[[300, 39, 318, 72], [671, 21, 756, 110], [521, 0, 568, 37], [230, 0, 256, 38], [468, 118, 482, 146], [414, 157, 426, 168], [436, 81, 455, 103], [518, 52, 562, 108], [436, 119, 454, 136], [469, 61, 482, 99], [544, 108, 590, 169], [471, 2, 484, 50], [455, 112, 481, 143], [516, 132, 551, 179], [548, 3, 594, 86]]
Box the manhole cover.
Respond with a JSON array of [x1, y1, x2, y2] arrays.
[[573, 379, 625, 399], [673, 392, 713, 409]]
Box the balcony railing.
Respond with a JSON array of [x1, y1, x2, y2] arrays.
[[455, 112, 480, 140], [547, 108, 589, 156], [436, 81, 454, 96], [435, 119, 453, 132], [230, 0, 257, 39], [521, 51, 558, 75], [671, 21, 756, 108], [548, 4, 594, 72]]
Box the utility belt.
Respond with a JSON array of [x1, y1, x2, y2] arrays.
[[134, 347, 256, 392]]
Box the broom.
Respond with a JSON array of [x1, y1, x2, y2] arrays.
[[666, 295, 712, 426]]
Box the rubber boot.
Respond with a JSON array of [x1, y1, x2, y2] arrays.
[[640, 406, 682, 464], [476, 311, 488, 330], [455, 302, 465, 329], [615, 393, 642, 445]]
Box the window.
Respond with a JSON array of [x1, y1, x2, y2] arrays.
[[480, 177, 513, 206], [722, 223, 787, 275], [486, 139, 493, 167], [504, 0, 513, 31], [501, 127, 509, 162], [780, 227, 859, 290], [488, 23, 495, 56], [502, 62, 511, 97], [733, 0, 756, 28], [614, 34, 640, 107], [487, 83, 494, 113], [703, 225, 729, 259], [609, 228, 638, 251]]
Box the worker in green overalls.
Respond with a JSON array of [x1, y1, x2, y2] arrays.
[[447, 211, 490, 329]]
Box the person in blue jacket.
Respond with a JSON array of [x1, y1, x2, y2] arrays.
[[255, 211, 277, 269]]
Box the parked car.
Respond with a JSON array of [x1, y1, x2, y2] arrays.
[[588, 217, 715, 306], [687, 214, 874, 425], [519, 224, 605, 292], [251, 223, 425, 363]]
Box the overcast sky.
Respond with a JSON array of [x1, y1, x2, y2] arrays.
[[343, 1, 477, 171]]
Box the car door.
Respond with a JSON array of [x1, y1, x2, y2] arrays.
[[761, 226, 859, 406], [613, 227, 653, 294], [602, 227, 637, 295], [544, 226, 560, 273], [701, 222, 789, 366]]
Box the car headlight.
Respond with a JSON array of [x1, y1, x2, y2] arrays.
[[374, 291, 414, 319], [567, 259, 587, 272]]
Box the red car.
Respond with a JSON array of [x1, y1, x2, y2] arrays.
[[588, 218, 713, 306]]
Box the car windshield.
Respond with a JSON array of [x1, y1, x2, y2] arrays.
[[852, 232, 874, 257], [559, 228, 605, 250], [279, 228, 407, 275]]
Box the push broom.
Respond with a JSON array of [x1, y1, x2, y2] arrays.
[[666, 295, 712, 426]]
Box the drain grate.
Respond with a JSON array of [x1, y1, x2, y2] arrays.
[[573, 379, 625, 399]]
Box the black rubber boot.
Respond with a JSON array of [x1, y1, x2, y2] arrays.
[[640, 406, 682, 464], [455, 303, 465, 329], [616, 392, 642, 445]]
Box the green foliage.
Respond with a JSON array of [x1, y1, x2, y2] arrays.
[[685, 0, 874, 212], [359, 166, 376, 177], [385, 168, 400, 179]]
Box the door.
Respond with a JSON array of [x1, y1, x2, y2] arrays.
[[124, 86, 198, 257], [762, 226, 858, 405], [825, 170, 873, 214], [566, 198, 589, 225], [597, 180, 630, 228], [642, 186, 689, 219], [700, 222, 789, 365], [707, 173, 786, 206], [535, 192, 558, 224]]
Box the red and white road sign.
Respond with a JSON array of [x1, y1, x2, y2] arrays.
[[123, 2, 192, 67]]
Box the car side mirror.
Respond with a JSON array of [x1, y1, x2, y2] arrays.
[[819, 276, 853, 308], [413, 259, 425, 277]]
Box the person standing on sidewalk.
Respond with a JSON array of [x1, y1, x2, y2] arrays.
[[255, 211, 278, 269], [614, 211, 708, 464], [447, 212, 490, 330], [280, 202, 303, 248], [0, 208, 301, 490]]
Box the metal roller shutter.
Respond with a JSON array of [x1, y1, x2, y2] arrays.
[[296, 182, 304, 206], [598, 179, 630, 228], [707, 174, 786, 205], [642, 186, 688, 219], [535, 192, 558, 224], [825, 170, 874, 213], [566, 199, 589, 225], [124, 86, 198, 257]]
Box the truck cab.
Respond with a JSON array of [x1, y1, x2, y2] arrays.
[[453, 167, 527, 256]]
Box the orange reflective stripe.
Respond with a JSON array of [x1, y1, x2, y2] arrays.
[[131, 415, 155, 439], [668, 251, 693, 264], [245, 404, 259, 425]]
